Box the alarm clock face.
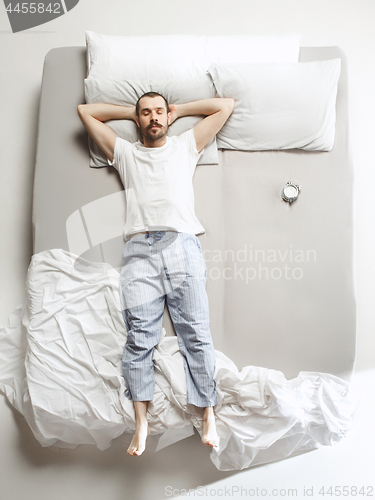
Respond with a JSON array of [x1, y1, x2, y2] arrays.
[[284, 185, 298, 199]]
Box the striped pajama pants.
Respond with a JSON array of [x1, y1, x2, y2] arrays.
[[119, 230, 218, 408]]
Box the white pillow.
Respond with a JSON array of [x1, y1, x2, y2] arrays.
[[85, 32, 208, 79], [84, 75, 218, 166], [85, 31, 300, 80], [205, 35, 301, 65], [208, 59, 341, 151]]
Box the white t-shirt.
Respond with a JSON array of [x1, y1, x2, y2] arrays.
[[107, 129, 206, 241]]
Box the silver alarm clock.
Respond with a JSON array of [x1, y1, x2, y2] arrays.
[[282, 180, 301, 203]]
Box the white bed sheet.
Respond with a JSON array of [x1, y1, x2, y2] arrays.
[[0, 249, 359, 471]]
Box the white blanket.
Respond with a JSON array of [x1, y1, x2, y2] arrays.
[[0, 249, 358, 471]]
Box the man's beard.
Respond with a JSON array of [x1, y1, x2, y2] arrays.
[[142, 123, 168, 143]]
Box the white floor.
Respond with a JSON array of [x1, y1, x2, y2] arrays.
[[0, 367, 373, 500]]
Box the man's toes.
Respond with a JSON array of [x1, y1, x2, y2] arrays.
[[202, 433, 220, 448]]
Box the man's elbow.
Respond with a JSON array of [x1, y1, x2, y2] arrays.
[[222, 98, 235, 116], [77, 104, 87, 117]]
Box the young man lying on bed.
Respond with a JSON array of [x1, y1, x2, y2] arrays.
[[77, 94, 234, 456]]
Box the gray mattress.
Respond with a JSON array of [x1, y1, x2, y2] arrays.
[[32, 46, 356, 380]]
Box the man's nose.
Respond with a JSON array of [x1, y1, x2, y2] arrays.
[[150, 112, 158, 122]]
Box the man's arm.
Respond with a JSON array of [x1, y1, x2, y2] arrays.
[[77, 103, 136, 163], [170, 98, 235, 153]]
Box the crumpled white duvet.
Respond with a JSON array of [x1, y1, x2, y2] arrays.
[[0, 249, 358, 471]]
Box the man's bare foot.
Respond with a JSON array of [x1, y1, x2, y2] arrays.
[[128, 401, 150, 456], [201, 407, 220, 449], [127, 420, 150, 456]]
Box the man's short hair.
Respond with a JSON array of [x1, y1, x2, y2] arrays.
[[135, 92, 170, 117]]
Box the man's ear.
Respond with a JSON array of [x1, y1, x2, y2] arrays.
[[135, 116, 140, 128], [167, 112, 172, 126]]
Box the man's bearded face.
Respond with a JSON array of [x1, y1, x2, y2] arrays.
[[136, 96, 170, 144]]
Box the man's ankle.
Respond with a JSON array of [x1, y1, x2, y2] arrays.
[[135, 417, 148, 426]]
